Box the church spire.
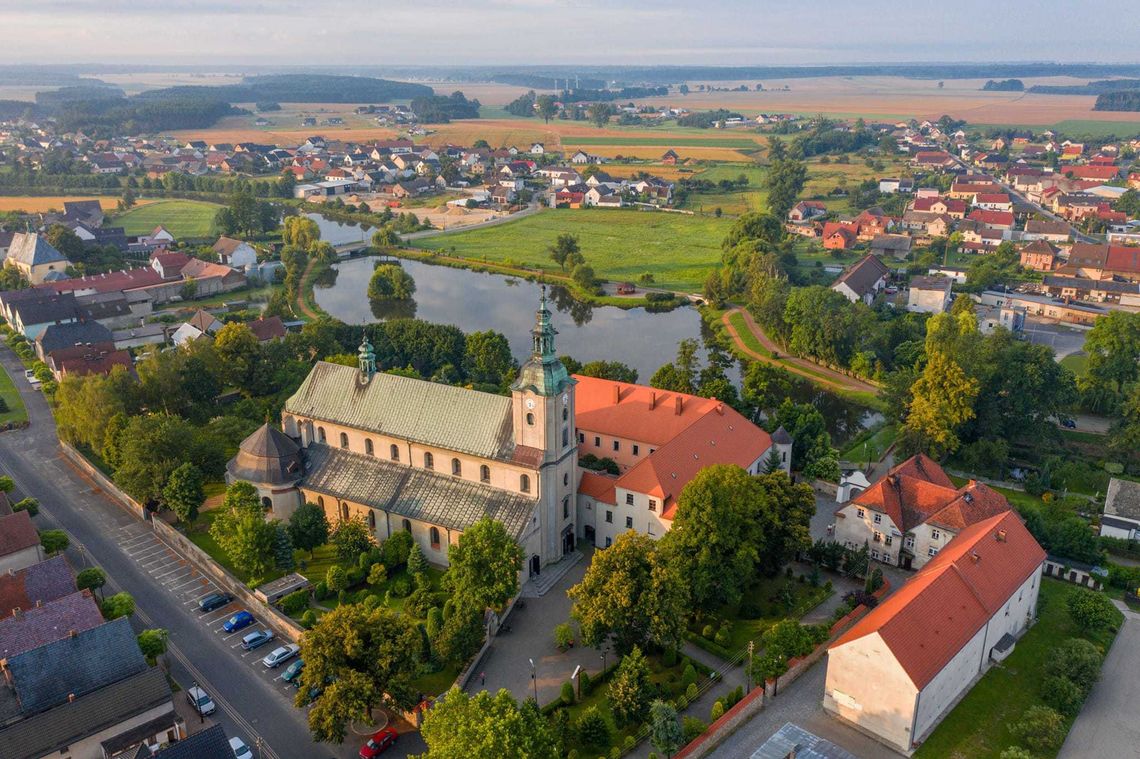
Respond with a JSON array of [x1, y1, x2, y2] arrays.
[[512, 285, 571, 397], [358, 332, 376, 380], [531, 284, 557, 360]]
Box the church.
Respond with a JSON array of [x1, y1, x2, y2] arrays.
[[228, 290, 785, 579]]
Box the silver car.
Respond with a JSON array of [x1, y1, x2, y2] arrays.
[[261, 643, 300, 668], [186, 686, 216, 716], [229, 736, 253, 759]]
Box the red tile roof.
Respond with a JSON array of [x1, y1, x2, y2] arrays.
[[831, 511, 1045, 689], [0, 556, 76, 617], [913, 197, 966, 214], [248, 316, 286, 342], [46, 267, 165, 295], [967, 209, 1015, 227], [1066, 165, 1120, 181], [574, 376, 722, 447], [56, 349, 133, 378], [0, 512, 39, 557], [974, 193, 1011, 205], [578, 471, 617, 504]]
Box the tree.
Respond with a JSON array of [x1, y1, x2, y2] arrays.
[[1042, 674, 1085, 717], [12, 497, 38, 516], [577, 360, 638, 384], [289, 502, 330, 558], [326, 565, 349, 594], [575, 705, 611, 749], [1085, 311, 1140, 393], [371, 225, 401, 248], [463, 331, 516, 386], [649, 701, 684, 758], [214, 323, 262, 389], [382, 530, 414, 569], [1013, 705, 1066, 753], [76, 567, 107, 598], [660, 464, 774, 611], [764, 151, 808, 218], [901, 351, 979, 458], [137, 628, 168, 665], [101, 592, 135, 620], [0, 476, 12, 493], [1066, 589, 1119, 632], [162, 462, 204, 523], [569, 531, 686, 653], [548, 233, 582, 271], [39, 529, 69, 555], [282, 216, 320, 249], [447, 517, 523, 612], [1044, 638, 1104, 694], [535, 95, 558, 123], [742, 361, 793, 414], [330, 516, 375, 564], [297, 604, 422, 742], [753, 471, 815, 575], [419, 686, 558, 759], [587, 102, 614, 128], [368, 263, 416, 301], [999, 748, 1033, 759], [112, 413, 219, 505], [273, 523, 296, 571], [571, 263, 598, 293], [608, 646, 652, 727], [434, 599, 485, 664], [408, 541, 429, 576], [210, 481, 276, 581]]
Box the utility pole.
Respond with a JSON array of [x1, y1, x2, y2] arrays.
[[747, 641, 754, 694]]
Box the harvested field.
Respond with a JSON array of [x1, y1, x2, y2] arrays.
[[0, 196, 156, 213]]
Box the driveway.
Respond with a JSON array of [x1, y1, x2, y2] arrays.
[[1020, 317, 1088, 359], [0, 346, 424, 759], [1057, 603, 1140, 758]]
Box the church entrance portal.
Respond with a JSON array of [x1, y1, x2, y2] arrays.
[[562, 527, 575, 556], [530, 555, 541, 577]]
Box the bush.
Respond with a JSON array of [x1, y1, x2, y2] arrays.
[[555, 621, 575, 648], [682, 716, 708, 743], [1042, 674, 1085, 717], [710, 699, 725, 721], [313, 581, 327, 601], [12, 498, 38, 516], [685, 682, 698, 701], [561, 680, 576, 706], [999, 748, 1033, 759], [300, 610, 317, 628], [362, 594, 382, 611], [713, 626, 732, 648], [389, 577, 412, 597], [575, 706, 611, 749], [325, 565, 348, 594], [368, 562, 388, 586], [1013, 705, 1066, 753], [623, 735, 635, 751], [279, 589, 309, 616], [728, 686, 744, 707], [610, 748, 620, 759], [681, 663, 697, 690], [676, 695, 688, 711], [701, 624, 715, 639], [1045, 638, 1104, 694], [1066, 589, 1119, 632], [580, 669, 592, 695], [426, 607, 443, 640], [382, 530, 413, 570], [663, 648, 678, 667]]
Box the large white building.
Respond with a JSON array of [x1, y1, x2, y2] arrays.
[[1099, 477, 1140, 540], [824, 511, 1045, 754]]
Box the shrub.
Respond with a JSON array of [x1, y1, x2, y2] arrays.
[[999, 748, 1033, 759], [1045, 638, 1104, 695], [685, 682, 698, 701], [561, 680, 576, 706], [576, 706, 611, 749], [676, 695, 688, 711], [382, 530, 413, 570], [345, 566, 365, 586], [325, 565, 348, 594], [313, 581, 327, 601], [610, 748, 620, 759], [279, 589, 309, 616], [578, 669, 592, 696], [555, 621, 576, 648], [337, 589, 347, 605], [713, 626, 732, 648], [682, 716, 708, 743], [12, 498, 38, 517], [1013, 705, 1066, 753], [368, 562, 388, 586], [426, 607, 443, 640], [663, 648, 678, 667], [701, 624, 715, 639], [300, 610, 317, 629], [681, 664, 697, 690], [1042, 674, 1085, 717], [390, 577, 412, 597], [729, 686, 744, 707], [710, 700, 725, 721], [1066, 589, 1119, 632], [362, 594, 382, 611], [623, 735, 635, 751]]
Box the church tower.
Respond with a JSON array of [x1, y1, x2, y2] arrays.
[[512, 287, 578, 568]]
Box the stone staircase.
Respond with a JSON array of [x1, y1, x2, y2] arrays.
[[521, 550, 583, 597]]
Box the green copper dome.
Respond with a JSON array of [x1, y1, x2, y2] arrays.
[[511, 286, 572, 397]]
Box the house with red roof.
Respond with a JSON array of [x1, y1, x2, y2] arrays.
[[0, 511, 44, 574], [911, 197, 966, 218], [1065, 164, 1120, 182], [966, 209, 1015, 230], [972, 192, 1012, 212], [824, 511, 1045, 754], [833, 453, 1012, 570], [573, 376, 786, 548]]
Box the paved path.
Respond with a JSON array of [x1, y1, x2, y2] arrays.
[[1058, 600, 1140, 758], [721, 308, 881, 397], [0, 345, 423, 759]]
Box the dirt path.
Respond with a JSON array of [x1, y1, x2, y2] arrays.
[[294, 258, 322, 320], [721, 308, 881, 396]]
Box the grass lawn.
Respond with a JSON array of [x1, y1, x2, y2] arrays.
[[840, 424, 898, 465], [915, 579, 1122, 759], [0, 362, 28, 426], [691, 575, 833, 655], [728, 311, 769, 356], [410, 208, 733, 292], [411, 662, 462, 698], [1060, 352, 1088, 378], [112, 199, 222, 239]]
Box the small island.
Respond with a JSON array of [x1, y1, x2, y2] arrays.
[[368, 262, 417, 302]]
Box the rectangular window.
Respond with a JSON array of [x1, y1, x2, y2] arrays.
[[856, 508, 865, 518], [578, 432, 585, 444], [873, 513, 881, 524], [931, 530, 941, 541], [605, 537, 612, 548], [626, 516, 633, 529], [648, 499, 657, 512], [625, 493, 634, 506], [594, 436, 601, 448], [613, 440, 620, 452], [928, 547, 938, 557], [873, 531, 882, 543], [871, 549, 879, 560], [905, 536, 915, 549], [605, 511, 613, 524], [633, 444, 640, 456], [885, 535, 893, 546]]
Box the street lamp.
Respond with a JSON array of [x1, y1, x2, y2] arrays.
[[600, 650, 607, 676], [192, 680, 203, 724], [529, 658, 537, 703]]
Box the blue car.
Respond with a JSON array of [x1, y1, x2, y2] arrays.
[[223, 610, 255, 633]]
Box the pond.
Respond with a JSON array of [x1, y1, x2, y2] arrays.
[[306, 213, 373, 246]]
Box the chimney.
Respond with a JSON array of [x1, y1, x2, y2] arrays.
[[674, 396, 683, 416], [716, 402, 724, 415], [649, 392, 656, 410], [612, 385, 620, 405], [68, 629, 77, 638], [996, 529, 1007, 542], [11, 608, 21, 619], [68, 693, 76, 703], [970, 552, 980, 564], [34, 600, 41, 608]]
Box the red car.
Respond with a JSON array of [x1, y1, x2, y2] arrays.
[[359, 727, 397, 758]]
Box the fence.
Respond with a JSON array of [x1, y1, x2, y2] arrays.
[[59, 441, 148, 520]]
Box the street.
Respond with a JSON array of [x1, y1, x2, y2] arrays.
[[0, 345, 425, 759]]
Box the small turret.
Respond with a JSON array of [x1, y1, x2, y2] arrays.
[[358, 333, 376, 380]]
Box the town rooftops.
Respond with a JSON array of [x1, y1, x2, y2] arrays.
[[248, 315, 286, 342], [0, 511, 39, 558], [1105, 478, 1140, 522], [212, 236, 248, 257], [909, 275, 953, 292], [5, 234, 67, 268], [833, 254, 890, 297], [0, 590, 103, 659], [0, 556, 76, 617], [137, 723, 233, 759], [830, 511, 1045, 690], [35, 320, 114, 355], [574, 375, 723, 447], [45, 267, 165, 295]]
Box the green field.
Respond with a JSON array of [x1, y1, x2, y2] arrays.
[[0, 363, 28, 426], [916, 579, 1121, 759], [410, 208, 733, 292], [972, 119, 1140, 139], [112, 199, 222, 239], [1060, 352, 1089, 378], [680, 163, 768, 216], [566, 136, 761, 148]]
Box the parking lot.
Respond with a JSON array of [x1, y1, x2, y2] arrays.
[[116, 523, 305, 708]]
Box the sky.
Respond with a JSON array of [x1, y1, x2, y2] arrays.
[[3, 0, 1138, 66]]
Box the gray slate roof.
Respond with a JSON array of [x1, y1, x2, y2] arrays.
[[35, 320, 115, 354], [0, 590, 104, 659], [303, 444, 537, 538], [227, 423, 304, 486], [136, 723, 233, 759], [6, 616, 147, 716], [1105, 478, 1140, 522], [8, 291, 82, 327], [285, 362, 516, 461], [0, 668, 172, 759], [6, 233, 67, 267], [750, 722, 857, 759], [833, 254, 890, 297], [0, 555, 77, 615]]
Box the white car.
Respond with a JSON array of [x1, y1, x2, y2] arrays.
[[262, 643, 300, 668], [23, 369, 40, 386], [229, 736, 254, 759], [186, 686, 216, 716]]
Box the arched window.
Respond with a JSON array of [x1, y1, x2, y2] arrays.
[[368, 511, 376, 530], [340, 502, 349, 521], [365, 439, 374, 456], [402, 518, 411, 532], [562, 407, 568, 421], [317, 427, 326, 443], [339, 432, 349, 449], [424, 452, 434, 470], [563, 497, 570, 519], [390, 444, 400, 462], [317, 496, 325, 509], [562, 427, 568, 447], [430, 526, 441, 548], [452, 458, 462, 476], [526, 412, 534, 426], [480, 464, 490, 483], [563, 472, 569, 487], [261, 497, 272, 511], [520, 474, 531, 493]]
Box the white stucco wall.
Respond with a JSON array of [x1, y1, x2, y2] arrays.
[[824, 633, 919, 754]]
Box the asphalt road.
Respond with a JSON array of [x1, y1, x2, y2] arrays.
[[0, 345, 425, 759]]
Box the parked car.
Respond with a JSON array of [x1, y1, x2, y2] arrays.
[[23, 369, 40, 386], [1060, 418, 1077, 429], [223, 610, 255, 633], [240, 629, 274, 650], [198, 592, 233, 612], [359, 728, 398, 758], [186, 686, 216, 716], [262, 643, 300, 668], [229, 737, 253, 759], [282, 658, 304, 684]]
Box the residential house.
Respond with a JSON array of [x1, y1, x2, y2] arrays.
[[878, 178, 914, 194], [661, 149, 680, 165], [973, 193, 1013, 212], [0, 555, 77, 617], [912, 151, 956, 170], [833, 453, 1012, 569], [824, 511, 1045, 754], [570, 150, 601, 165], [4, 233, 68, 285], [33, 320, 114, 362], [1019, 240, 1060, 272], [853, 208, 890, 240], [870, 234, 912, 259], [948, 181, 1000, 200], [530, 143, 545, 155], [2, 290, 82, 340], [212, 237, 258, 270], [912, 197, 966, 218], [248, 315, 286, 343], [788, 201, 826, 223], [1065, 165, 1120, 182], [0, 591, 104, 659], [751, 723, 858, 759], [150, 251, 191, 280], [172, 309, 222, 346], [1099, 478, 1140, 540], [62, 200, 105, 228], [141, 723, 235, 759], [967, 209, 1015, 230], [907, 276, 953, 313], [0, 511, 45, 574], [831, 254, 890, 305], [51, 346, 134, 380], [1023, 219, 1071, 243], [822, 221, 859, 251]]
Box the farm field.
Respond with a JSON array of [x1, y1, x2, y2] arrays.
[[410, 207, 732, 292], [0, 196, 156, 213], [111, 199, 222, 238], [566, 135, 762, 148]]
